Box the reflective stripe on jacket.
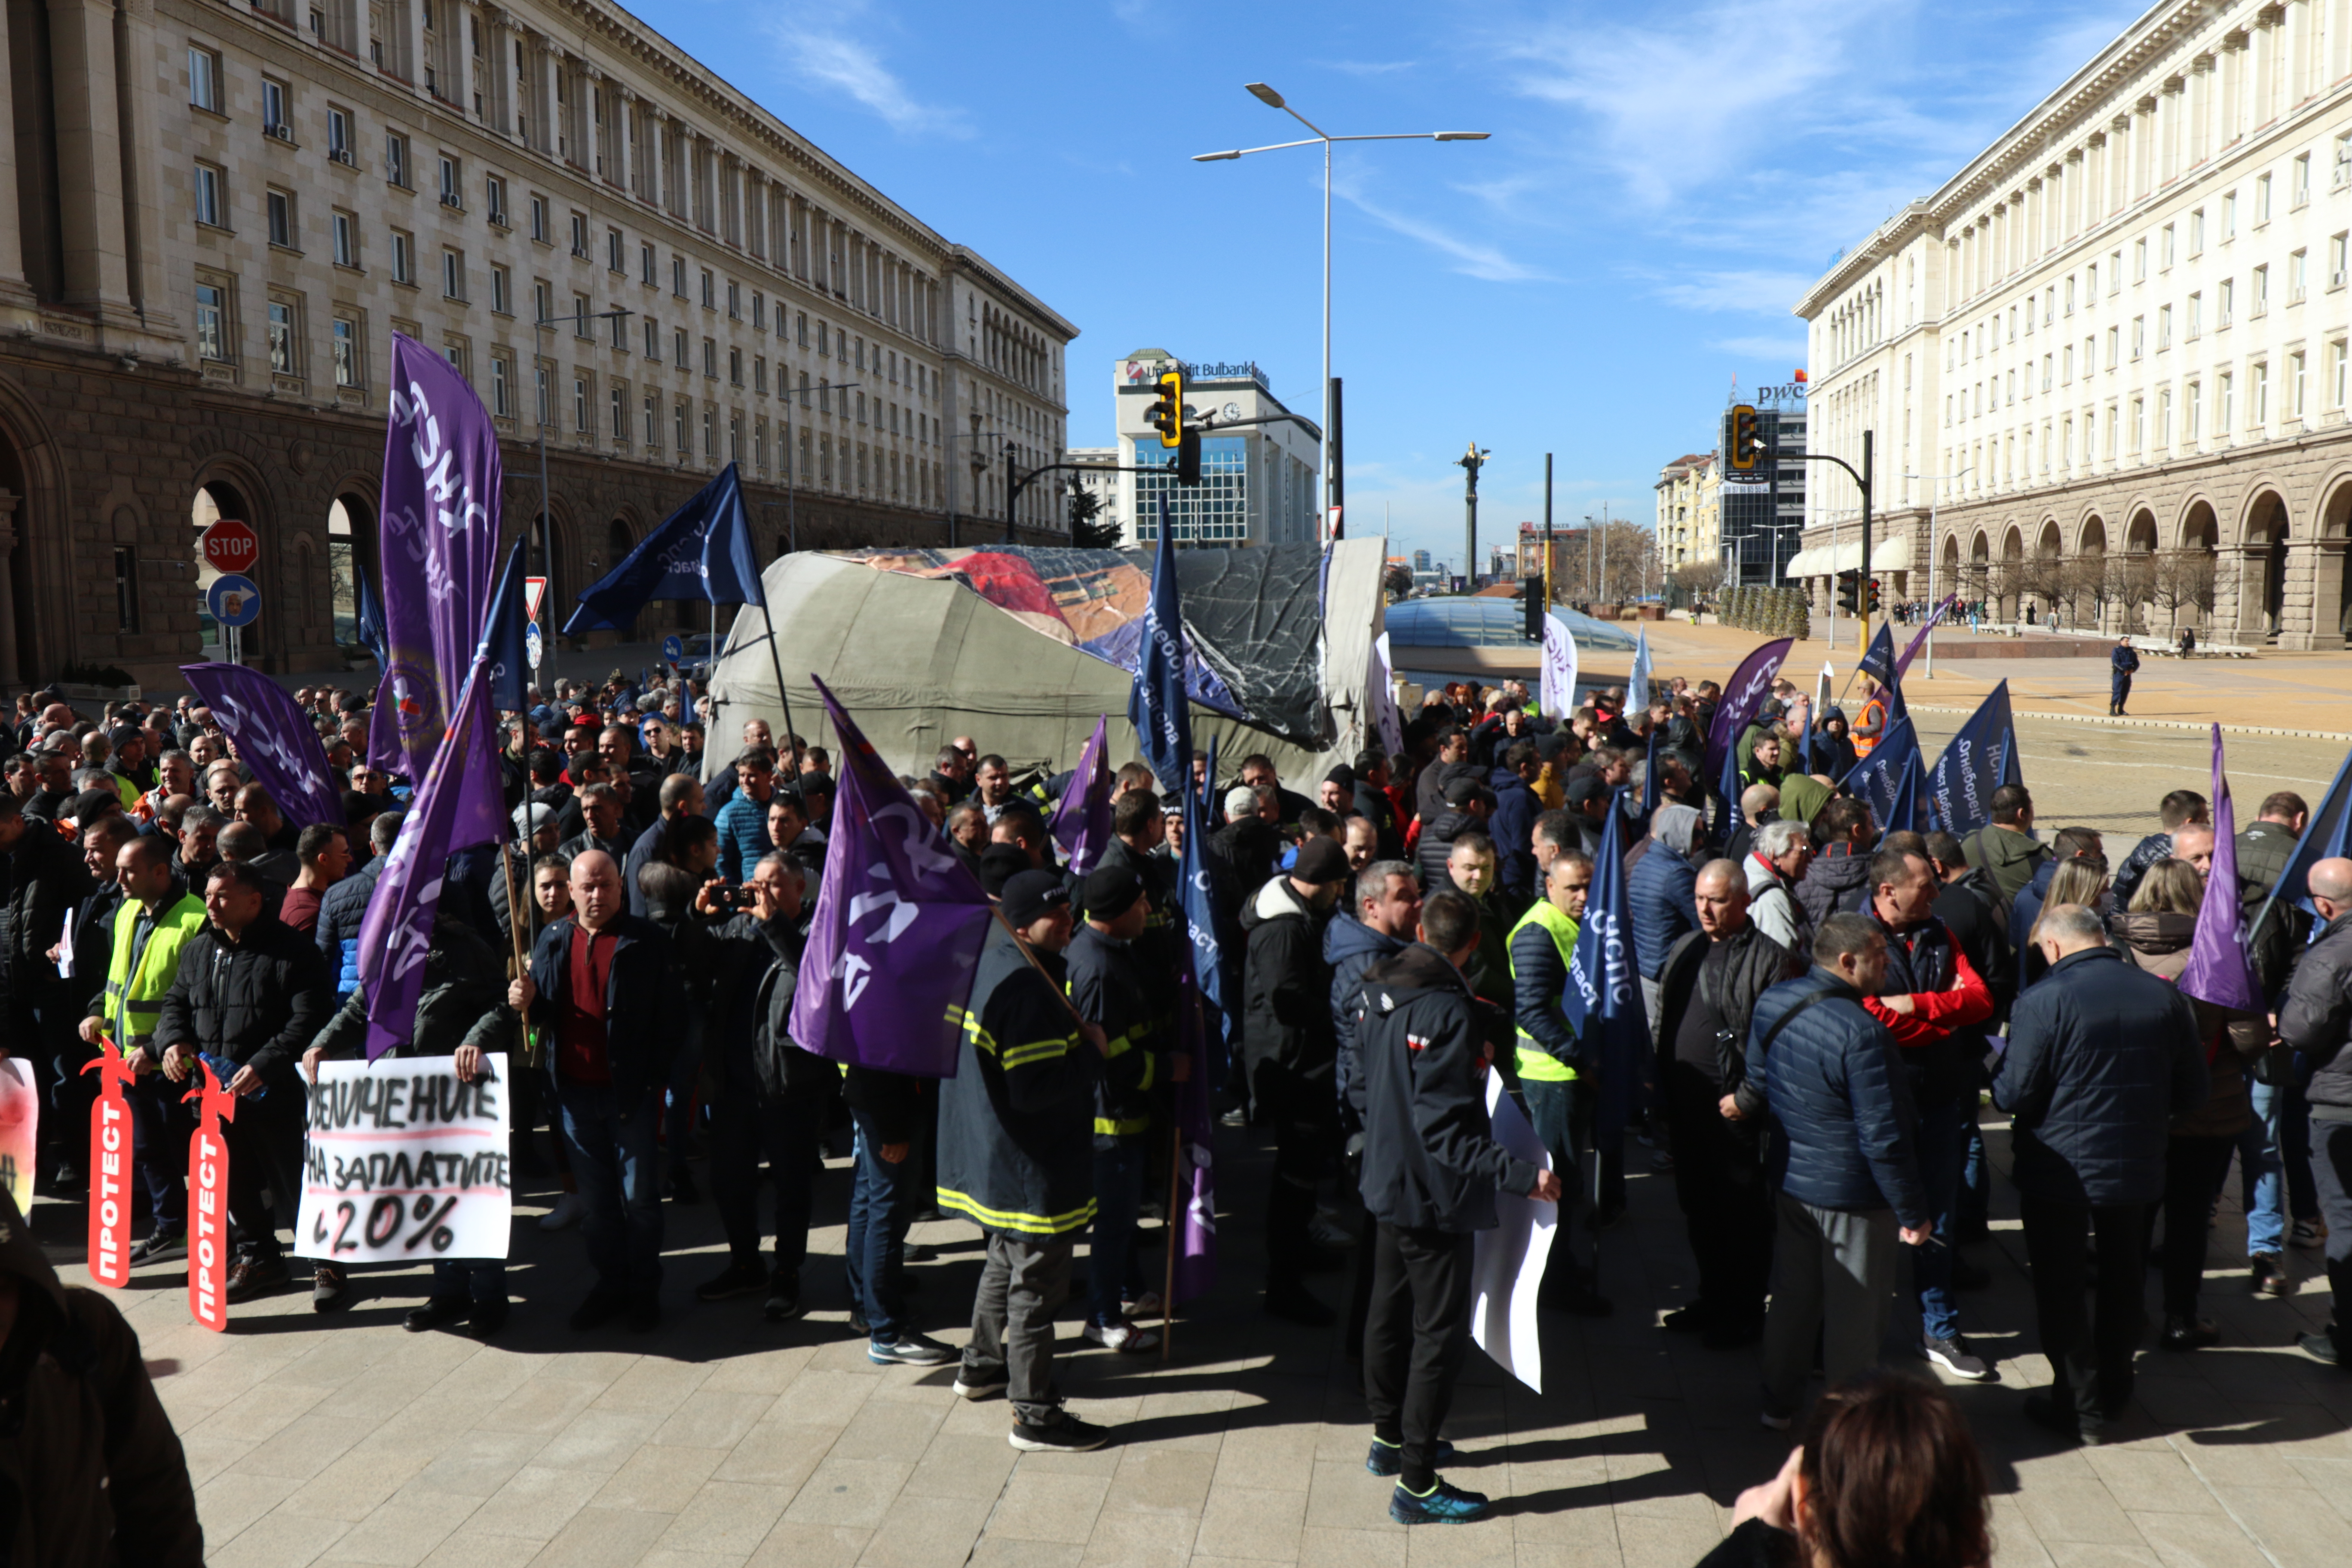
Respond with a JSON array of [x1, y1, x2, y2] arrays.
[[103, 892, 208, 1052]]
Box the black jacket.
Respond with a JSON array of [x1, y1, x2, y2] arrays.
[[1240, 875, 1335, 1080], [2281, 911, 2352, 1118], [0, 818, 93, 1011], [1354, 780, 1402, 861], [523, 913, 682, 1102], [1933, 867, 2014, 1022], [2236, 818, 2308, 995], [1992, 945, 2208, 1207], [1654, 923, 1801, 1119], [1353, 943, 1538, 1232], [1416, 808, 1479, 893], [1329, 912, 1408, 1126], [312, 917, 514, 1062], [150, 909, 334, 1086], [1066, 923, 1163, 1142], [705, 910, 832, 1103], [936, 926, 1101, 1237]]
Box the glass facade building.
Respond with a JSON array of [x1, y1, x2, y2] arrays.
[[1718, 404, 1808, 586], [1132, 435, 1249, 544]]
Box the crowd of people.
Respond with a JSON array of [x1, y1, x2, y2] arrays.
[[1, 648, 2347, 1547]]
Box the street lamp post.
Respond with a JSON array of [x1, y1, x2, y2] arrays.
[[533, 307, 632, 654], [1904, 465, 1970, 678], [1194, 88, 1488, 531]]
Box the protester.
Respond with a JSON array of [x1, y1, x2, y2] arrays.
[[1507, 852, 1611, 1313], [1959, 784, 2047, 905], [2113, 789, 2208, 907], [277, 822, 349, 936], [1796, 796, 1876, 930], [623, 772, 706, 917], [1629, 802, 1702, 1023], [2110, 636, 2141, 715], [2276, 856, 2352, 1369], [1745, 819, 1814, 956]]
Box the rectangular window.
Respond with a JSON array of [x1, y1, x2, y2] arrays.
[[610, 386, 626, 441], [2254, 265, 2269, 315], [643, 394, 656, 447], [267, 300, 295, 374], [2293, 350, 2308, 419], [2224, 191, 2237, 239], [2129, 318, 2141, 359], [262, 78, 289, 136], [2157, 303, 2170, 350], [2188, 381, 2201, 441], [2188, 292, 2202, 338], [701, 268, 714, 308], [703, 406, 715, 457], [327, 107, 352, 165], [609, 309, 625, 351], [2161, 224, 2174, 268], [574, 377, 589, 434], [2135, 237, 2147, 281], [189, 47, 220, 112], [532, 280, 551, 326], [438, 154, 460, 206], [672, 254, 686, 297], [490, 265, 510, 315], [673, 328, 687, 368], [332, 317, 357, 386], [332, 210, 356, 267], [385, 132, 408, 188], [266, 189, 293, 248], [797, 311, 808, 347], [113, 548, 138, 633], [2106, 325, 2118, 368], [572, 293, 589, 338], [2257, 172, 2273, 224], [2065, 276, 2076, 314], [193, 163, 222, 228], [2337, 342, 2349, 410], [674, 401, 688, 452], [606, 228, 623, 273], [195, 281, 226, 360], [2220, 277, 2234, 326], [530, 195, 548, 242], [485, 175, 506, 226], [2292, 249, 2309, 303], [535, 366, 548, 426], [2335, 233, 2350, 288], [702, 337, 716, 377], [752, 292, 765, 331], [640, 242, 655, 284], [727, 280, 740, 318], [2192, 208, 2206, 254], [2221, 373, 2235, 432], [569, 211, 588, 257], [390, 231, 414, 284], [442, 248, 464, 300], [2130, 397, 2143, 454], [754, 355, 766, 395], [2338, 134, 2352, 187], [491, 355, 511, 417], [643, 318, 658, 358], [2295, 153, 2312, 207], [2255, 361, 2270, 425]]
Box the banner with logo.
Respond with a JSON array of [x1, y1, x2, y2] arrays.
[[184, 1061, 235, 1332], [181, 662, 345, 828]]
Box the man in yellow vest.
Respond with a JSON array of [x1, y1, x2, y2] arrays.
[[1506, 851, 1607, 1314], [77, 836, 206, 1264]]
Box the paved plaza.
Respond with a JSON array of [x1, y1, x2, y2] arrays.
[[32, 1083, 2349, 1568]]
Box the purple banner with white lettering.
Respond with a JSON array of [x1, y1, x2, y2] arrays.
[[790, 676, 993, 1078], [1702, 637, 1792, 782], [178, 662, 344, 829], [1050, 716, 1111, 876], [355, 661, 506, 1061], [2181, 725, 2264, 1014], [370, 334, 502, 781]]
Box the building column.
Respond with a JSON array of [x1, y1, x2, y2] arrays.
[[645, 113, 665, 212], [2277, 535, 2344, 649], [2223, 542, 2268, 642], [0, 491, 19, 687], [0, 13, 33, 312], [117, 0, 177, 339], [615, 86, 636, 199], [46, 0, 138, 330]]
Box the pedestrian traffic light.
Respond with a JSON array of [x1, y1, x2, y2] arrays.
[[1523, 583, 1543, 642], [1176, 428, 1201, 486], [1149, 368, 1185, 449], [1728, 404, 1760, 472], [1866, 577, 1882, 614], [1836, 570, 1861, 615]]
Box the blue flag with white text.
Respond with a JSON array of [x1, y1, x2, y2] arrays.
[[1561, 790, 1651, 1142], [479, 538, 531, 715], [1128, 498, 1192, 793], [1843, 714, 1926, 833], [1926, 680, 2021, 837], [564, 462, 765, 633]]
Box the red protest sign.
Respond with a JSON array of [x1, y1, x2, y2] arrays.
[[82, 1050, 139, 1289], [184, 1061, 237, 1332], [200, 519, 260, 575]]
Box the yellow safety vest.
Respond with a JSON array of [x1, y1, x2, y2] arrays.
[[103, 891, 209, 1052], [1507, 898, 1582, 1082]]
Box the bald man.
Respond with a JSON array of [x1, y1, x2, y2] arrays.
[[2279, 857, 2352, 1370]]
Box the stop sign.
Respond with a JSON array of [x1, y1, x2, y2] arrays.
[[200, 519, 259, 574]]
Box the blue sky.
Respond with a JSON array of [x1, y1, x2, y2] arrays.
[[639, 0, 2147, 569]]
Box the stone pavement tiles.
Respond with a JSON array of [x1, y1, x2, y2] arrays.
[[32, 1106, 2352, 1567]]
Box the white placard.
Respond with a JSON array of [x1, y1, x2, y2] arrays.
[[1471, 1072, 1556, 1393], [295, 1055, 512, 1263]]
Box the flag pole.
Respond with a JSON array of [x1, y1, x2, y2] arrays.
[[1162, 1121, 1181, 1363]]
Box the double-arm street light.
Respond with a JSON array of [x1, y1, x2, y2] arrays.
[[1194, 85, 1487, 534]]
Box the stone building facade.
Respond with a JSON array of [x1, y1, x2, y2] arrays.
[[1793, 0, 2352, 648], [0, 0, 1075, 688]]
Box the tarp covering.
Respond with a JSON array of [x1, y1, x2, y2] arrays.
[[706, 539, 1389, 784]]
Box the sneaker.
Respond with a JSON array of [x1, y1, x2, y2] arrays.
[[763, 1271, 802, 1323], [1660, 1303, 1713, 1335], [1121, 1290, 1164, 1320], [2290, 1218, 2327, 1251], [1083, 1319, 1161, 1354], [567, 1289, 628, 1332], [538, 1192, 585, 1231], [695, 1258, 769, 1303], [1218, 1107, 1248, 1129], [2023, 1391, 2104, 1447], [626, 1294, 662, 1334], [868, 1332, 956, 1367], [1263, 1281, 1335, 1327], [311, 1264, 351, 1313], [2296, 1331, 2341, 1366], [2251, 1252, 2289, 1297], [130, 1226, 186, 1265], [466, 1301, 510, 1342], [953, 1363, 1009, 1400], [1009, 1412, 1111, 1452], [1388, 1477, 1492, 1525], [2160, 1315, 2220, 1352], [1365, 1437, 1456, 1477], [1923, 1336, 1996, 1382], [404, 1296, 471, 1333], [224, 1255, 291, 1304]]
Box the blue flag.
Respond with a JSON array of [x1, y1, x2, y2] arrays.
[[1177, 778, 1234, 1085], [478, 538, 530, 715], [1858, 620, 1897, 686], [355, 562, 388, 670], [564, 462, 764, 633], [1128, 499, 1191, 792], [1561, 790, 1651, 1142], [1843, 714, 1926, 833], [1926, 680, 2021, 837], [2251, 743, 2352, 936], [1639, 726, 1660, 823]]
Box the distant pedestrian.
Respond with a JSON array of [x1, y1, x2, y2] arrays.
[[2110, 637, 2141, 715]]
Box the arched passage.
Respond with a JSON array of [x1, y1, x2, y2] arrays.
[[2320, 481, 2352, 645], [2238, 492, 2291, 641], [191, 478, 257, 662]]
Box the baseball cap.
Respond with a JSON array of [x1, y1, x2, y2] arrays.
[[1079, 864, 1144, 922], [1291, 836, 1351, 885], [1567, 775, 1610, 811], [1001, 869, 1073, 927]]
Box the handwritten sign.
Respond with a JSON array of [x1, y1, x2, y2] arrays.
[[184, 1061, 236, 1332], [83, 1051, 140, 1288], [295, 1057, 511, 1264]]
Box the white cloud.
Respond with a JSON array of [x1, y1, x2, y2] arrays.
[[1334, 175, 1551, 283], [1651, 270, 1820, 315], [763, 12, 969, 139]]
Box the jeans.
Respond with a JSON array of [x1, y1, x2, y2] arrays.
[[2310, 1118, 2352, 1360], [1089, 1136, 1150, 1326], [128, 1072, 191, 1228], [844, 1111, 918, 1342], [1363, 1222, 1473, 1493], [710, 1076, 831, 1277], [1959, 1118, 1991, 1235], [2159, 1135, 2239, 1319], [2020, 1195, 2146, 1432], [430, 1259, 510, 1305], [962, 1231, 1075, 1427], [1910, 1097, 1971, 1343], [553, 1077, 665, 1298], [1760, 1194, 1900, 1418], [2239, 1080, 2288, 1255]]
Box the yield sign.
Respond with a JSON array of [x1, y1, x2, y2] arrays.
[[524, 576, 546, 622]]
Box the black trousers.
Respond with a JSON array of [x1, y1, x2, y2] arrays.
[[2156, 1134, 2237, 1320], [1252, 1058, 1326, 1287], [1363, 1221, 1472, 1493], [2311, 1118, 2352, 1359], [224, 1087, 304, 1263], [2021, 1194, 2147, 1431], [710, 1073, 833, 1277], [1666, 1063, 1773, 1328]]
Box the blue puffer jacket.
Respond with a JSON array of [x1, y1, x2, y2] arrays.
[[1992, 944, 2208, 1207], [1752, 969, 1928, 1225], [714, 791, 772, 883], [1325, 911, 1406, 1128], [1627, 841, 1696, 981], [314, 857, 384, 1010], [1486, 766, 1540, 906]]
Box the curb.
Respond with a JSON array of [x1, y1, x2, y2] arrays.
[[1903, 704, 2352, 743]]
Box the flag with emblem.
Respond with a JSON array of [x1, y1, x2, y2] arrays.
[[179, 662, 345, 829]]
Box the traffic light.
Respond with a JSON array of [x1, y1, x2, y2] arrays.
[[1176, 428, 1201, 486], [1148, 368, 1185, 448], [1836, 570, 1861, 616], [1523, 583, 1543, 642], [1728, 404, 1759, 472], [1866, 577, 1882, 614]]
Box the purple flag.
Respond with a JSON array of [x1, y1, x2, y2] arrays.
[[178, 662, 343, 829], [1171, 960, 1218, 1304], [1703, 637, 1792, 782], [370, 334, 503, 779], [355, 661, 506, 1061], [2180, 724, 2264, 1014], [790, 675, 994, 1077], [1893, 595, 1960, 682], [1050, 717, 1112, 876]]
